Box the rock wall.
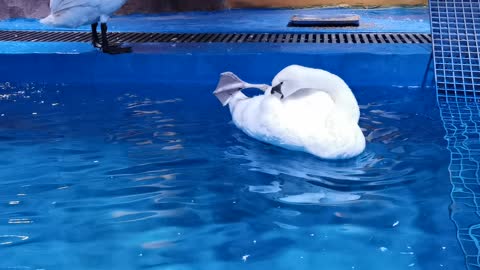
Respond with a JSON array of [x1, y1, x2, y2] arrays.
[[0, 0, 50, 19], [119, 0, 225, 14], [0, 0, 427, 20], [226, 0, 427, 8]]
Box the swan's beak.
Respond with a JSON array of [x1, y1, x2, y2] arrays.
[[213, 72, 270, 106], [271, 82, 284, 99]]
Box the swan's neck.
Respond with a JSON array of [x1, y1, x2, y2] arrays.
[[326, 86, 359, 121], [303, 73, 359, 121]]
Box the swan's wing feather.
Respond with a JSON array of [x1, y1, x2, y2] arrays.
[[49, 0, 97, 13]]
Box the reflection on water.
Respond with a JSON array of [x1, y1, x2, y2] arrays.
[[0, 84, 464, 270]]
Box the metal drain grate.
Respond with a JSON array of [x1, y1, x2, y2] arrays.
[[0, 30, 431, 44]]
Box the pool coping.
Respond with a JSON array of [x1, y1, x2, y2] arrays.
[[0, 7, 430, 34]]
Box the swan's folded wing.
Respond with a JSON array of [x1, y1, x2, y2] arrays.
[[282, 87, 312, 99], [49, 0, 98, 13]]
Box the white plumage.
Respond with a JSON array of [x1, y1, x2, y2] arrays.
[[41, 0, 127, 27], [214, 65, 366, 160]]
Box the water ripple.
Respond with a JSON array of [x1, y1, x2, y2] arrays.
[[0, 235, 29, 246], [0, 85, 463, 270]]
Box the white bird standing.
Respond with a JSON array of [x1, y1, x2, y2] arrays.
[[213, 65, 366, 160], [41, 0, 132, 54]]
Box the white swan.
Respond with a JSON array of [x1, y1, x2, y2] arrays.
[[40, 0, 131, 54], [213, 65, 365, 160]]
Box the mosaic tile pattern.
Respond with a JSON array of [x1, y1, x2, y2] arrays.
[[431, 1, 480, 269], [430, 0, 480, 100], [439, 102, 480, 270]]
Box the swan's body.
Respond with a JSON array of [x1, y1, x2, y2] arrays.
[[213, 65, 365, 160], [41, 0, 131, 54]]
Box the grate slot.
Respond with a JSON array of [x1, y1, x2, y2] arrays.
[[370, 33, 379, 43], [198, 33, 211, 43], [210, 34, 222, 43], [391, 34, 402, 43], [345, 34, 353, 43], [186, 33, 199, 42], [236, 34, 247, 43], [267, 34, 274, 43], [244, 34, 255, 43], [350, 33, 357, 43], [146, 33, 164, 42], [225, 34, 236, 43], [191, 33, 205, 42], [210, 33, 222, 42], [406, 33, 420, 43], [422, 33, 432, 43], [253, 33, 263, 43], [307, 33, 313, 43], [399, 34, 411, 44]]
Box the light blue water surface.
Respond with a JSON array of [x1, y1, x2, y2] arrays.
[[0, 82, 464, 270]]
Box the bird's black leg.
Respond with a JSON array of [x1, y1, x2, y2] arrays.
[[100, 23, 132, 54], [91, 23, 101, 48]]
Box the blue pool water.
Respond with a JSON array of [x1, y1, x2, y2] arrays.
[[0, 82, 465, 269]]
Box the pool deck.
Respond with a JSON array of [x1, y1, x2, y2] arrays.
[[0, 7, 430, 34], [0, 7, 431, 54]]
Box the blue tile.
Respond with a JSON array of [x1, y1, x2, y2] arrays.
[[431, 0, 480, 99]]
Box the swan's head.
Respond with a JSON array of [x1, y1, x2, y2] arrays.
[[270, 65, 323, 98], [270, 65, 360, 121]]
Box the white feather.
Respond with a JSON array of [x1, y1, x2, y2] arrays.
[[41, 0, 128, 28], [225, 65, 366, 160]]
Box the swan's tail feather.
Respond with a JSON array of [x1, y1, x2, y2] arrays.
[[213, 72, 271, 106], [213, 72, 247, 106]]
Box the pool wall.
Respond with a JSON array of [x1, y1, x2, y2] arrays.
[[0, 43, 433, 90]]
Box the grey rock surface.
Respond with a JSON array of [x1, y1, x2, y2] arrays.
[[0, 0, 226, 20]]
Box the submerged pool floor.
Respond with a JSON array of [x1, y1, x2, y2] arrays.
[[0, 83, 464, 269]]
